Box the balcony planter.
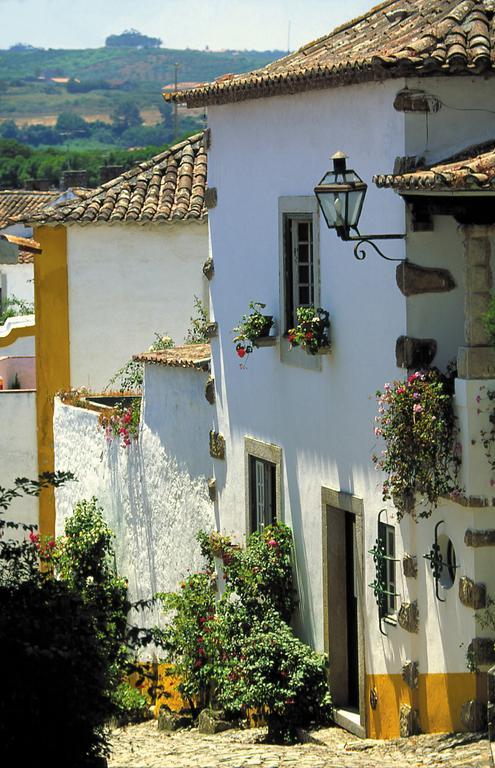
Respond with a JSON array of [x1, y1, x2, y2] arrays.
[[288, 307, 330, 355], [233, 302, 275, 362]]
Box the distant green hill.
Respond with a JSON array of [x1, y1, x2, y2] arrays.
[[0, 46, 284, 122]]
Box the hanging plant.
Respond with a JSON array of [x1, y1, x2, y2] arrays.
[[288, 307, 330, 355], [98, 398, 141, 448], [372, 369, 461, 519], [233, 302, 274, 362]]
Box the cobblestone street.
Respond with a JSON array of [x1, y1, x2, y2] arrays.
[[109, 721, 492, 768]]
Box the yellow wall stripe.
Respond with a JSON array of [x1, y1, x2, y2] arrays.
[[366, 672, 480, 738], [33, 225, 70, 537]]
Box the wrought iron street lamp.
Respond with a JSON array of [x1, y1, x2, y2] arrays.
[[314, 151, 405, 261]]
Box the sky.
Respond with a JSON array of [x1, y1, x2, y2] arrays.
[[0, 0, 374, 52]]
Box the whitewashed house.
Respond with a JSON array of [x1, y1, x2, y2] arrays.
[[19, 133, 209, 541], [166, 0, 495, 740]]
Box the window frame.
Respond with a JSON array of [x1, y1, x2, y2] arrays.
[[244, 436, 283, 536], [249, 455, 276, 533], [378, 519, 397, 621], [278, 196, 321, 370]]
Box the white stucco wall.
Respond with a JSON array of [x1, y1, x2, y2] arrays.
[[404, 77, 495, 163], [54, 362, 216, 634], [0, 390, 38, 535], [67, 223, 209, 391], [206, 80, 408, 665], [0, 263, 34, 304], [205, 71, 493, 690]]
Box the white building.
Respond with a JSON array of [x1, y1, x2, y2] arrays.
[[19, 133, 210, 541], [167, 0, 495, 739]]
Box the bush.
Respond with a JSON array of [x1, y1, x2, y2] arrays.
[[158, 523, 331, 742], [0, 483, 130, 765], [111, 681, 150, 726], [210, 605, 331, 742]]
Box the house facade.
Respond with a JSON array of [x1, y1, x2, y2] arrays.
[[168, 0, 495, 739], [23, 133, 209, 539]]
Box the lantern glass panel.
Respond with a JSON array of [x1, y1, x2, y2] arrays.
[[316, 190, 346, 228], [346, 188, 366, 229], [315, 169, 367, 231]]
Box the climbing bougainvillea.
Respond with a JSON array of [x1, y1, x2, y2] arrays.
[[98, 398, 141, 448], [372, 369, 461, 519]]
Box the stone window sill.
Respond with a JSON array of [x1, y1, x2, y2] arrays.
[[254, 336, 278, 348]]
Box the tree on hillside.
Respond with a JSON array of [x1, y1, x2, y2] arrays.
[[111, 101, 143, 134], [158, 99, 173, 132], [105, 29, 161, 48], [0, 121, 20, 141], [55, 112, 89, 137]]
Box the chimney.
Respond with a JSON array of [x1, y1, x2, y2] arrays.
[[60, 169, 88, 190], [100, 165, 124, 184], [35, 179, 51, 191]]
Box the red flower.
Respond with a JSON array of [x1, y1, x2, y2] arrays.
[[237, 347, 246, 358], [305, 331, 313, 340]]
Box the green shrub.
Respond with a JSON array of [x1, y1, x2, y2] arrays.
[[158, 523, 331, 742], [0, 483, 130, 765], [157, 571, 216, 715], [209, 605, 331, 742], [112, 681, 150, 725]]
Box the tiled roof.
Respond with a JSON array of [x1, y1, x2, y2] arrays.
[[374, 140, 495, 190], [133, 343, 211, 370], [168, 0, 495, 106], [0, 234, 41, 263], [0, 190, 61, 229], [29, 134, 207, 226]]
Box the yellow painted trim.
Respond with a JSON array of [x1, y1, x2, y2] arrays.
[[366, 672, 480, 739], [0, 323, 35, 348], [33, 225, 70, 538], [130, 663, 189, 716]]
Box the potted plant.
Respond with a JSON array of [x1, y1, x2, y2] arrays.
[[288, 307, 330, 355], [233, 302, 274, 360]]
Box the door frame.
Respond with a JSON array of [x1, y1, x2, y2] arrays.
[[322, 486, 366, 737]]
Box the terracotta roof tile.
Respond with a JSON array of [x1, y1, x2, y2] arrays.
[[0, 190, 61, 229], [168, 1, 495, 106], [374, 139, 495, 190], [133, 343, 211, 370], [29, 134, 208, 226]]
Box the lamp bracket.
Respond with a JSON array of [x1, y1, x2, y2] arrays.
[[339, 229, 406, 262]]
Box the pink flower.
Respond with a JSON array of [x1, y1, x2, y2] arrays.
[[413, 404, 423, 414], [267, 539, 278, 548], [476, 395, 481, 404], [396, 387, 406, 395], [374, 427, 382, 436]]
